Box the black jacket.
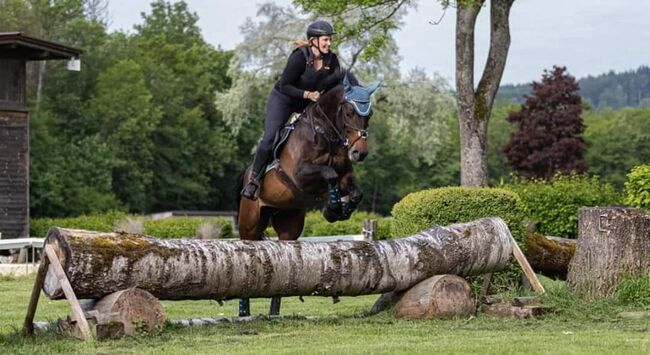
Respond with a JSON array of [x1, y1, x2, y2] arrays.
[[274, 46, 341, 99]]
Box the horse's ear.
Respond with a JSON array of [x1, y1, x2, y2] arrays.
[[366, 81, 381, 96], [343, 72, 352, 91]]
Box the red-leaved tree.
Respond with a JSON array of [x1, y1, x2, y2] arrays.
[[503, 66, 587, 178]]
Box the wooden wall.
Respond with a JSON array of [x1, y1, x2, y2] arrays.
[[0, 110, 29, 239]]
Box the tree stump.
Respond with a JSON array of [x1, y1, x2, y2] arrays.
[[567, 207, 650, 299], [371, 275, 475, 319], [93, 288, 165, 336]]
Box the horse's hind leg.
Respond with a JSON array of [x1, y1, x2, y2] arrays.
[[268, 209, 306, 316]]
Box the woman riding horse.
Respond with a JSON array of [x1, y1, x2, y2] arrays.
[[240, 20, 341, 200]]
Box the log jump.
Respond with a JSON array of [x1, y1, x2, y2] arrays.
[[42, 217, 515, 301]]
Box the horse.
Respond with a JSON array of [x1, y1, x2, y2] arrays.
[[235, 73, 380, 317]]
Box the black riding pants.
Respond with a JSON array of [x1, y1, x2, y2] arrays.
[[252, 89, 308, 176]]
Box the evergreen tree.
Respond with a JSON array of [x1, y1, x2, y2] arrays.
[[504, 66, 587, 178]]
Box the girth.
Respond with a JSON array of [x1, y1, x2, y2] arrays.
[[274, 163, 324, 206]]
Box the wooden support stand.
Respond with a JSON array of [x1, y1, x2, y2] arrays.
[[23, 244, 92, 339], [511, 235, 545, 294]]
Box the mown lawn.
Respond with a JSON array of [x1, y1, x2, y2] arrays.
[[1, 275, 648, 354]]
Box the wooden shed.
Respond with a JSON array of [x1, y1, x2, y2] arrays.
[[0, 32, 82, 239]]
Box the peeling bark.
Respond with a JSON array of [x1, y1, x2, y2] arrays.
[[43, 217, 514, 301]]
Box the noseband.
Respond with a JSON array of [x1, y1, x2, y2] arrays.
[[313, 100, 368, 149]]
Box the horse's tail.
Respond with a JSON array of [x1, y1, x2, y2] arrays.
[[234, 170, 245, 220]]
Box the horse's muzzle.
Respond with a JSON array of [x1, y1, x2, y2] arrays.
[[350, 149, 368, 162]]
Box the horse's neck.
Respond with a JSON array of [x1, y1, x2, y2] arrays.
[[284, 116, 347, 167]]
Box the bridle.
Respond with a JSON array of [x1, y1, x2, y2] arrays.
[[313, 99, 369, 149]]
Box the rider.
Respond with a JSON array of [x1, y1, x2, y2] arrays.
[[240, 20, 341, 200]]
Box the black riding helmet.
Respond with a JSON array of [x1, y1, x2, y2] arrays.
[[306, 20, 336, 38]]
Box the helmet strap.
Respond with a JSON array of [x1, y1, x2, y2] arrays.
[[310, 37, 324, 60]]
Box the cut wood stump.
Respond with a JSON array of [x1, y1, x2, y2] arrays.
[[93, 288, 165, 336], [371, 275, 475, 319], [567, 207, 650, 300]]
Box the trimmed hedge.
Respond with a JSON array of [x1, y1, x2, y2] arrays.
[[30, 212, 233, 239], [504, 174, 623, 238], [390, 187, 526, 244], [142, 217, 233, 239], [30, 210, 127, 237], [625, 165, 650, 210], [264, 211, 392, 240]]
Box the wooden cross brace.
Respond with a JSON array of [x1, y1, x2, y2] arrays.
[[23, 244, 92, 340]]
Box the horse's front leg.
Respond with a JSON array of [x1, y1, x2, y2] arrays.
[[295, 163, 343, 222], [335, 171, 363, 221]]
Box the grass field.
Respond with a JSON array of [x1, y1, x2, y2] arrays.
[[1, 275, 648, 354]]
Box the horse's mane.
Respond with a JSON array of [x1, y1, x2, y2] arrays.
[[304, 70, 361, 123]]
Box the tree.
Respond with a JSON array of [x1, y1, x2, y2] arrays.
[[503, 66, 587, 178], [295, 0, 516, 186], [132, 0, 237, 211], [584, 107, 650, 187], [89, 59, 162, 212]]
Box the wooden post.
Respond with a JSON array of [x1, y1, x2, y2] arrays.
[[43, 244, 92, 340], [22, 257, 49, 336], [511, 236, 545, 294], [363, 219, 377, 241]]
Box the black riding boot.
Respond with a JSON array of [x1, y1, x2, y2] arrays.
[[241, 147, 271, 200]]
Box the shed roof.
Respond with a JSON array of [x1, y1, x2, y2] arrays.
[[0, 32, 82, 61]]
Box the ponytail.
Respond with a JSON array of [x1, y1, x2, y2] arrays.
[[292, 39, 309, 49]]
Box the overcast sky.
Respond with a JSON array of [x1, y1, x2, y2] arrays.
[[107, 0, 650, 85]]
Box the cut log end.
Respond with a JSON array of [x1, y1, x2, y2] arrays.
[[93, 288, 165, 335], [372, 275, 475, 320]]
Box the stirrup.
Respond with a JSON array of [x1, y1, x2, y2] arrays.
[[241, 179, 260, 200]]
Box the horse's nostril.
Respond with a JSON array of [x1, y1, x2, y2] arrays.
[[359, 151, 368, 160]]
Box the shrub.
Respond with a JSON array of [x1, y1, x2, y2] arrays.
[[142, 217, 233, 239], [30, 210, 127, 237], [30, 212, 233, 239], [391, 187, 526, 244], [625, 165, 650, 210], [264, 210, 392, 239], [504, 174, 623, 238]]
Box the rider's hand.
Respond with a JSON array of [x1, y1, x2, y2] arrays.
[[305, 91, 320, 102]]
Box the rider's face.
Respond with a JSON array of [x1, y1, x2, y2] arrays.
[[313, 36, 332, 53]]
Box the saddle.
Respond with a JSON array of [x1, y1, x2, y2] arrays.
[[264, 112, 301, 174]]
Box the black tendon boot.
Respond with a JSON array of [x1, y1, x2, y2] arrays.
[[241, 147, 271, 200]]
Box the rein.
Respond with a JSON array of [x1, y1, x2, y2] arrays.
[[313, 100, 368, 149]]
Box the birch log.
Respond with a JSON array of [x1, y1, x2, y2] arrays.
[[43, 217, 514, 301]]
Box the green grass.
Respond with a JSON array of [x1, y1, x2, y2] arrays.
[[1, 275, 649, 354]]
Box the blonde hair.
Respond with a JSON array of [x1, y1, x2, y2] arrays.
[[292, 39, 310, 49]]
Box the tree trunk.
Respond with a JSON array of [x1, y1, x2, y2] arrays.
[[42, 217, 515, 301], [456, 0, 514, 186], [567, 207, 650, 299], [371, 275, 475, 319], [524, 234, 576, 279]]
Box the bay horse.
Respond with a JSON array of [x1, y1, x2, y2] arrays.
[[235, 73, 380, 317]]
